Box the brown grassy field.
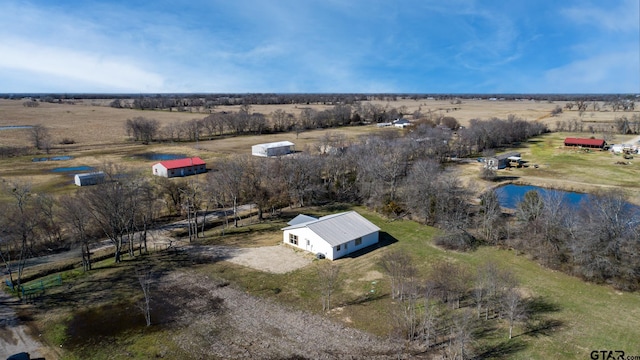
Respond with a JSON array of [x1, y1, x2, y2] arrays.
[[0, 97, 638, 195], [1, 98, 636, 148], [3, 98, 640, 359]]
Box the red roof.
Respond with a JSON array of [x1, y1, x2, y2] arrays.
[[155, 157, 205, 170], [564, 138, 605, 147]]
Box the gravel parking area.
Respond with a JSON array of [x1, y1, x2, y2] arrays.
[[164, 271, 402, 359], [192, 244, 313, 273]]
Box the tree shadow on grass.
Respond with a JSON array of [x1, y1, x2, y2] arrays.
[[521, 296, 564, 338], [476, 337, 528, 359]]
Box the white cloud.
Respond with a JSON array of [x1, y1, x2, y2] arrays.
[[541, 50, 640, 93], [0, 39, 165, 92], [562, 0, 639, 32]]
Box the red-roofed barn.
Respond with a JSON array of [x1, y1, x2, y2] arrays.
[[564, 137, 606, 149], [152, 157, 206, 178]]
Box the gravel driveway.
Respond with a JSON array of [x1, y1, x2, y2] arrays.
[[190, 245, 313, 273]]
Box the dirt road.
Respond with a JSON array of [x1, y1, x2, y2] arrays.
[[0, 291, 47, 359]]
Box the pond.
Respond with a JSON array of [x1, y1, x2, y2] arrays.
[[134, 153, 186, 161], [32, 155, 74, 162], [0, 125, 33, 130], [495, 184, 640, 214], [51, 165, 94, 173], [494, 184, 587, 209]]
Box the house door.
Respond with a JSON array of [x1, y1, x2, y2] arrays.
[[305, 239, 312, 251]]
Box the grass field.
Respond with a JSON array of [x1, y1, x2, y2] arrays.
[[3, 98, 640, 358], [202, 208, 640, 358], [31, 207, 640, 359]]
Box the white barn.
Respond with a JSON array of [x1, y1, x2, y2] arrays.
[[152, 157, 206, 178], [252, 141, 295, 157], [74, 172, 105, 186], [282, 211, 380, 260]]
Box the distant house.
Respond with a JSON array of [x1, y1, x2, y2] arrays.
[[484, 152, 521, 170], [252, 141, 295, 157], [74, 172, 105, 186], [393, 118, 411, 128], [564, 137, 606, 149], [282, 211, 380, 260], [152, 157, 206, 178]]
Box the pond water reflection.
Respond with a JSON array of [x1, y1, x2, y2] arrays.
[[495, 184, 589, 209], [134, 153, 186, 161], [495, 184, 640, 214]]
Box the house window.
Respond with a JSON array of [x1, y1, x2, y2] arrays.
[[289, 234, 298, 245], [336, 244, 341, 251], [355, 237, 362, 246]]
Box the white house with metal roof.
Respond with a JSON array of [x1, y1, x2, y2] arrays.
[[281, 211, 380, 260], [252, 141, 295, 157]]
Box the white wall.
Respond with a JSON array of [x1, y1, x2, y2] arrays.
[[283, 228, 334, 258], [283, 228, 379, 260], [252, 145, 268, 157], [331, 231, 379, 260], [152, 164, 168, 177]]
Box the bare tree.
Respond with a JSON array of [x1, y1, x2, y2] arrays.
[[180, 180, 203, 242], [317, 262, 341, 312], [136, 267, 153, 327], [445, 308, 476, 360], [420, 282, 441, 349], [30, 124, 52, 153], [0, 182, 40, 292], [59, 194, 95, 271], [379, 249, 414, 300], [210, 157, 246, 228], [501, 288, 527, 339], [477, 189, 504, 244], [82, 168, 143, 263], [430, 261, 471, 309], [125, 117, 160, 144]]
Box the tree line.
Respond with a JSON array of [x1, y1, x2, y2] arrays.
[[501, 189, 640, 291]]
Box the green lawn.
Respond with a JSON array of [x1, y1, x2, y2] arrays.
[[195, 207, 640, 357]]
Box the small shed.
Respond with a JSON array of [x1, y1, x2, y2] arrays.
[[74, 172, 105, 186], [152, 157, 206, 178], [282, 211, 380, 260], [484, 152, 521, 170], [564, 137, 605, 149], [393, 118, 411, 128], [252, 141, 295, 157]]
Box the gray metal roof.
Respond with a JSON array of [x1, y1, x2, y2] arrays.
[[254, 141, 295, 149], [287, 214, 318, 226], [282, 211, 380, 246]]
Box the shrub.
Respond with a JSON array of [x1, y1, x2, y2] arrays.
[[434, 230, 478, 251]]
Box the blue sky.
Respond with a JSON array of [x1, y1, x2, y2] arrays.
[[0, 0, 638, 93]]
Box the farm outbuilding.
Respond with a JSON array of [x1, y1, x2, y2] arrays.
[[282, 211, 380, 260], [564, 137, 606, 149], [74, 172, 105, 186], [393, 118, 411, 128], [152, 157, 206, 178], [251, 141, 295, 157], [484, 152, 522, 170]]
